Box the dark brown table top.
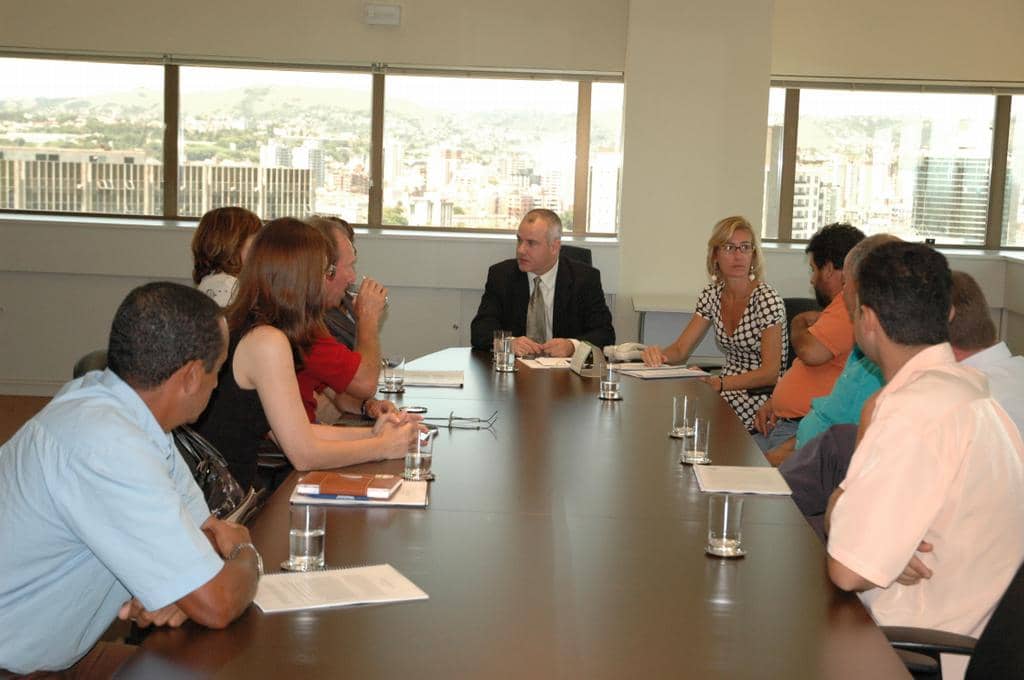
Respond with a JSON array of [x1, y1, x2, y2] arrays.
[[142, 348, 909, 679]]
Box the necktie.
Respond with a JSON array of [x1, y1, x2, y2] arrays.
[[526, 276, 548, 343]]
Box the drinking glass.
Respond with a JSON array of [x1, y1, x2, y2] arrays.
[[381, 356, 406, 393], [492, 329, 511, 355], [706, 494, 745, 557], [681, 417, 711, 464], [404, 429, 435, 481], [284, 504, 326, 571], [599, 365, 621, 400], [670, 395, 696, 438], [494, 335, 516, 373]]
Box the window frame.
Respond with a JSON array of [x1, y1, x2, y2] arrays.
[[0, 51, 623, 235], [766, 80, 1024, 250]]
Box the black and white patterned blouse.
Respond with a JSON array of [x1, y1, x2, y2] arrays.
[[695, 281, 788, 430]]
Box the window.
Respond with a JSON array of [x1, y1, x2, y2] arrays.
[[179, 66, 372, 221], [761, 87, 786, 239], [382, 75, 578, 230], [0, 58, 164, 215], [588, 82, 624, 234], [1, 56, 622, 233], [1005, 96, 1024, 247], [794, 90, 994, 244]]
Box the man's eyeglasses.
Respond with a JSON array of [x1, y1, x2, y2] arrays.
[[325, 264, 338, 281], [720, 243, 754, 254]]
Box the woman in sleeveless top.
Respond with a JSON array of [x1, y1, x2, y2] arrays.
[[194, 217, 417, 490], [641, 216, 788, 430]]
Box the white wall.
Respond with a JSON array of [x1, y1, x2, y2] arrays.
[[2, 0, 1024, 394]]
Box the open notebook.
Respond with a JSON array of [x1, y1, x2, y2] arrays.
[[255, 563, 428, 613]]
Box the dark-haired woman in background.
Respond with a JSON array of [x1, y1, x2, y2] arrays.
[[191, 206, 263, 307]]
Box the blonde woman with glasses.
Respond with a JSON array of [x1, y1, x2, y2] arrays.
[[642, 216, 788, 429]]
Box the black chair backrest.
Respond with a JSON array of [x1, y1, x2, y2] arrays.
[[966, 560, 1024, 679], [782, 297, 821, 369], [560, 244, 593, 266], [73, 349, 108, 378]]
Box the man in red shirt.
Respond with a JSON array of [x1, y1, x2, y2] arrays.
[[296, 221, 393, 422], [752, 223, 864, 453]]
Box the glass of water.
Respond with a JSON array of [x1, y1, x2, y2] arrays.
[[670, 395, 696, 438], [599, 365, 621, 400], [404, 429, 435, 481], [492, 329, 511, 355], [681, 417, 711, 464], [284, 504, 326, 571], [706, 494, 745, 558], [494, 335, 516, 373], [381, 356, 406, 393]]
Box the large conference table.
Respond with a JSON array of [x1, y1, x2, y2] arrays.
[[142, 348, 909, 679]]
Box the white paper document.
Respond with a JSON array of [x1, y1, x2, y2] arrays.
[[693, 465, 793, 496], [255, 563, 429, 613], [615, 364, 709, 380], [289, 481, 429, 508], [518, 357, 572, 369], [382, 370, 464, 388]]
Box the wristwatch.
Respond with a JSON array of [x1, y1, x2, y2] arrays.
[[228, 541, 264, 577]]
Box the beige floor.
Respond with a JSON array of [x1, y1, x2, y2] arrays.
[[0, 395, 51, 445]]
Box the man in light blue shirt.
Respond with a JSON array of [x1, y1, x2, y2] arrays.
[[0, 283, 260, 676]]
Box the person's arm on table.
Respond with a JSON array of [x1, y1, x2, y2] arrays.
[[239, 326, 415, 469], [332, 391, 396, 419], [174, 517, 259, 629], [345, 277, 387, 397], [642, 315, 711, 366]]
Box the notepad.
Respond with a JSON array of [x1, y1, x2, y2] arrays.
[[254, 563, 429, 613], [693, 465, 792, 496], [295, 472, 402, 500], [519, 357, 571, 369], [289, 480, 429, 507]]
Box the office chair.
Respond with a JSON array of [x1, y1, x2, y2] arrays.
[[882, 558, 1024, 679], [782, 297, 821, 369], [560, 244, 593, 266]]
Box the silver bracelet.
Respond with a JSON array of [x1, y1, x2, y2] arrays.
[[228, 541, 264, 578]]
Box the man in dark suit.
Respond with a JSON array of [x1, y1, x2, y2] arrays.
[[470, 209, 615, 357]]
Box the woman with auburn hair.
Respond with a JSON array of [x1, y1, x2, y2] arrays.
[[642, 216, 788, 429], [194, 217, 417, 490], [191, 206, 264, 307]]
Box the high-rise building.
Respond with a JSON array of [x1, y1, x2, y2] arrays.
[[912, 156, 990, 243]]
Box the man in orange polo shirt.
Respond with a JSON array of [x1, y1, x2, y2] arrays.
[[752, 223, 864, 453]]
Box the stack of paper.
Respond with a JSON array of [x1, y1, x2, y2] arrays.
[[255, 563, 429, 613], [614, 363, 709, 380], [519, 357, 571, 369], [388, 370, 464, 388], [693, 465, 792, 496]]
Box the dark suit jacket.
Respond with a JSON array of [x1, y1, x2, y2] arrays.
[[470, 256, 615, 350]]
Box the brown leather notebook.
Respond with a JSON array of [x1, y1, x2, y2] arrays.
[[295, 472, 403, 499]]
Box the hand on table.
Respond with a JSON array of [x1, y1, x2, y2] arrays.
[[118, 598, 189, 628], [375, 418, 419, 459], [511, 336, 544, 357], [641, 346, 667, 367], [364, 398, 396, 419], [539, 338, 575, 358]]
